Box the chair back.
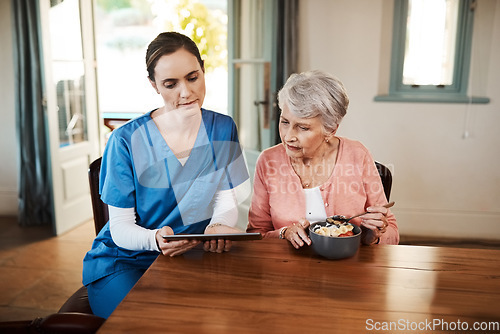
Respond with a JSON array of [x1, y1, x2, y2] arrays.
[[375, 161, 392, 201], [88, 157, 109, 235]]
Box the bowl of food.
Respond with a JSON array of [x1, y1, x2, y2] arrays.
[[309, 220, 362, 260]]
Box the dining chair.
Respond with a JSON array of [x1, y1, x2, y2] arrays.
[[374, 161, 392, 201], [88, 156, 108, 235], [0, 158, 107, 333]]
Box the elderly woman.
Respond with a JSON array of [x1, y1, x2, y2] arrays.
[[247, 70, 399, 248]]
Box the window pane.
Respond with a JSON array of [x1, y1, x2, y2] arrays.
[[94, 0, 228, 118], [49, 0, 88, 147], [403, 0, 459, 86]]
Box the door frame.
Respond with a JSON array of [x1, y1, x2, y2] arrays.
[[39, 0, 100, 235]]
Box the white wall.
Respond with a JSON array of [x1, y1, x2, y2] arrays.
[[0, 0, 19, 215], [298, 0, 500, 240]]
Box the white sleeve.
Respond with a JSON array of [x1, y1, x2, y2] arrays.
[[108, 206, 160, 252], [208, 188, 238, 227]]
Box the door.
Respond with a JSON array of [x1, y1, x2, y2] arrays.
[[39, 0, 100, 235], [229, 0, 276, 228], [229, 0, 276, 178]]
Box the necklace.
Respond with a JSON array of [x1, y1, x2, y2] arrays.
[[290, 142, 339, 189], [291, 160, 327, 188]]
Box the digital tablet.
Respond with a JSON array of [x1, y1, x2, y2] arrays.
[[161, 233, 262, 241]]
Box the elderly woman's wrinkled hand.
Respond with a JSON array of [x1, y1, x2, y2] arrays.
[[156, 226, 200, 257], [203, 224, 242, 253], [360, 204, 390, 244], [284, 218, 311, 249]]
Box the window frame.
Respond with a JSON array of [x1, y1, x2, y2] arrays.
[[375, 0, 489, 104]]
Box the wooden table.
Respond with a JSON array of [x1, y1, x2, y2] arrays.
[[99, 239, 500, 333]]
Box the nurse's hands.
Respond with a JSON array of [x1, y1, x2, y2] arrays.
[[156, 226, 200, 257], [204, 223, 242, 253]]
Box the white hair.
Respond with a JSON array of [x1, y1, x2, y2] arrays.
[[277, 70, 349, 133]]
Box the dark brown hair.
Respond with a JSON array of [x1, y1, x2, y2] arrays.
[[145, 32, 204, 81]]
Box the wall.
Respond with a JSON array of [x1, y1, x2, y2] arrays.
[[0, 0, 19, 215], [298, 0, 500, 239]]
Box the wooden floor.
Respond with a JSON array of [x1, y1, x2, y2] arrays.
[[0, 215, 499, 322], [0, 217, 95, 321]]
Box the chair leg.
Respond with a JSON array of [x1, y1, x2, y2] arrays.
[[36, 313, 106, 334], [58, 286, 93, 314], [0, 313, 105, 334]]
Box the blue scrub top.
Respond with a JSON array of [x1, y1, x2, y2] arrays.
[[82, 109, 248, 285]]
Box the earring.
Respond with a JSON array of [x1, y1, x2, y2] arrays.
[[325, 138, 329, 143]]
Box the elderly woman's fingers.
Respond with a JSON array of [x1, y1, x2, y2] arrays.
[[360, 225, 383, 245], [298, 218, 310, 229], [289, 233, 303, 249], [366, 203, 391, 215], [361, 217, 387, 231], [286, 223, 311, 248], [297, 228, 311, 246], [361, 204, 389, 231], [292, 234, 304, 248]]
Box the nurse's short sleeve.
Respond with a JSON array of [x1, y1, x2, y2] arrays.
[[99, 132, 136, 208]]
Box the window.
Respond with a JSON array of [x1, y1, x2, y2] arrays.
[[375, 0, 489, 103], [93, 0, 228, 134]]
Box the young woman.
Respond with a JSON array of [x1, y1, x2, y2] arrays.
[[83, 32, 249, 318]]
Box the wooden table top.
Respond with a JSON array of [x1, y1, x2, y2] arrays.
[[99, 239, 500, 333]]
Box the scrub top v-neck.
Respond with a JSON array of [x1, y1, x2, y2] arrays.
[[148, 112, 203, 167], [82, 108, 249, 285]]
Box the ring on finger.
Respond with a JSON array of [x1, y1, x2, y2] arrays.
[[378, 223, 387, 231]]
